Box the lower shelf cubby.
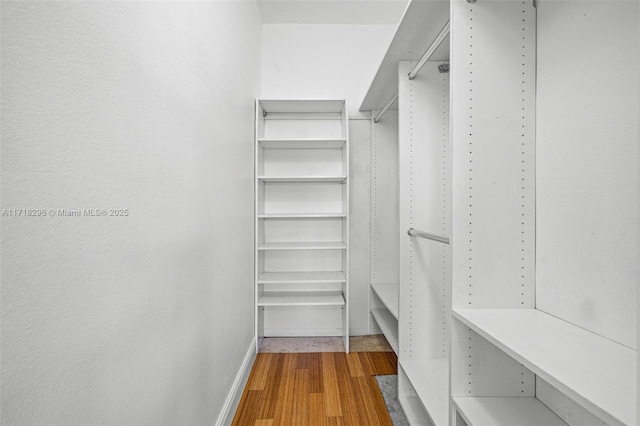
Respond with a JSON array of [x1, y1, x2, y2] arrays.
[[371, 308, 398, 354], [452, 397, 567, 426], [400, 359, 449, 426]]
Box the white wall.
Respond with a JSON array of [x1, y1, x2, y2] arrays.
[[1, 2, 261, 424], [261, 24, 397, 119], [261, 24, 396, 336]]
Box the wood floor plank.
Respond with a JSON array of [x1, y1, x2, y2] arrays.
[[258, 353, 285, 419], [248, 353, 271, 390], [345, 352, 365, 377], [367, 351, 398, 376], [296, 352, 311, 369], [272, 353, 297, 425], [353, 376, 384, 425], [327, 417, 344, 426], [308, 353, 324, 393], [357, 352, 375, 376], [334, 353, 364, 426], [291, 369, 310, 426], [232, 390, 263, 426], [309, 393, 326, 426], [254, 420, 273, 426], [366, 375, 394, 426], [387, 351, 398, 367], [321, 352, 342, 417]]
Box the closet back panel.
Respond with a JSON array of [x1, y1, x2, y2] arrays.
[[535, 0, 639, 350], [261, 182, 345, 214], [398, 60, 451, 360], [263, 119, 343, 139], [263, 306, 343, 336], [451, 0, 536, 309], [263, 218, 344, 243], [371, 113, 399, 285], [450, 0, 536, 397], [263, 250, 344, 272], [262, 148, 345, 176]]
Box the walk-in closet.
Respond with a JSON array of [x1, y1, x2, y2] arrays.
[[2, 0, 638, 424]]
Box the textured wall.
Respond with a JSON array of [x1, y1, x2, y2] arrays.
[[1, 2, 261, 424]]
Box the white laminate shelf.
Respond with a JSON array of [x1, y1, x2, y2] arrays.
[[258, 138, 346, 149], [258, 242, 347, 251], [371, 308, 398, 354], [257, 291, 345, 307], [258, 271, 347, 284], [258, 213, 347, 219], [401, 359, 449, 426], [371, 282, 398, 318], [453, 397, 567, 426], [453, 308, 637, 426], [259, 99, 345, 114], [258, 176, 347, 183]]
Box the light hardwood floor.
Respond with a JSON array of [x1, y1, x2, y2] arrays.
[[232, 351, 398, 426]]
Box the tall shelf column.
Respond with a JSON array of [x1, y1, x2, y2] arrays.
[[397, 59, 451, 426], [255, 99, 350, 352]]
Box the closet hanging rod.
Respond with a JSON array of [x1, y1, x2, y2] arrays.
[[407, 21, 451, 80], [407, 228, 450, 244], [373, 90, 398, 123]]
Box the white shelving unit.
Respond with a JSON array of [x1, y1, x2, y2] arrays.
[[450, 1, 638, 425], [361, 0, 638, 424], [362, 0, 451, 423], [255, 99, 349, 352], [368, 88, 400, 356]]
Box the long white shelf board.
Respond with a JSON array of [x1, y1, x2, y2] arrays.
[[258, 291, 345, 307], [452, 397, 567, 426], [400, 359, 449, 426], [258, 138, 346, 149], [371, 282, 399, 318], [258, 213, 347, 219], [259, 99, 345, 114], [453, 309, 637, 426], [258, 241, 347, 251], [258, 176, 347, 183], [258, 271, 347, 284], [360, 0, 450, 112], [371, 308, 398, 354]]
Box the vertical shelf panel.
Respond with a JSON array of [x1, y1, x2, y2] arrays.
[[369, 112, 400, 351], [450, 0, 536, 400], [398, 60, 451, 425], [371, 113, 400, 286]]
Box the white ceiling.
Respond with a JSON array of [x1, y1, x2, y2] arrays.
[[257, 0, 409, 25]]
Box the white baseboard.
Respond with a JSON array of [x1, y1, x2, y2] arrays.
[[215, 337, 257, 426]]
